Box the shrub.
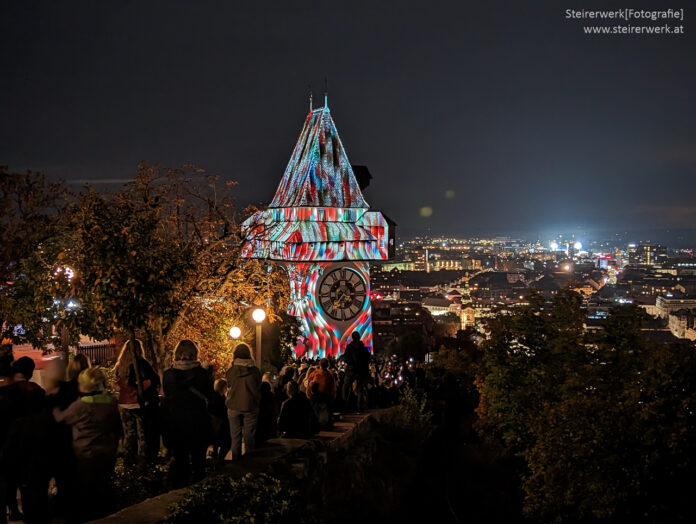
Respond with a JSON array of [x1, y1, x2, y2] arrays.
[[161, 473, 307, 524], [398, 386, 433, 437]]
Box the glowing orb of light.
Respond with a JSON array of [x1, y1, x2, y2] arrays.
[[229, 326, 242, 339], [574, 241, 582, 250], [419, 206, 433, 218], [550, 241, 559, 250], [252, 308, 266, 323]]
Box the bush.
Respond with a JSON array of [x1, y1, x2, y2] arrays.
[[398, 386, 433, 437], [161, 473, 307, 524], [113, 457, 170, 510]]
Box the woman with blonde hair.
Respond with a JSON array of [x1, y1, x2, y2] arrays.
[[114, 339, 160, 461], [162, 339, 213, 487]]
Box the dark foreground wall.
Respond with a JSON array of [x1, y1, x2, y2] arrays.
[[92, 408, 413, 524]]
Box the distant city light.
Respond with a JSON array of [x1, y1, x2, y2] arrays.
[[444, 190, 455, 199], [550, 241, 559, 250], [574, 241, 582, 250]]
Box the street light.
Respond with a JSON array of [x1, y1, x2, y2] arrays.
[[252, 308, 266, 364], [229, 326, 241, 339]]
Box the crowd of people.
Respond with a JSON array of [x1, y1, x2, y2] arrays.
[[0, 331, 421, 523]]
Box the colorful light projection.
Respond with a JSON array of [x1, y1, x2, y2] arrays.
[[285, 262, 373, 358], [241, 207, 389, 261], [269, 106, 368, 208], [241, 104, 391, 357]]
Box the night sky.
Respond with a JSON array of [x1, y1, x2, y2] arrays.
[[2, 1, 694, 239]]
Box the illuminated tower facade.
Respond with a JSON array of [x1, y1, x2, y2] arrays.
[[241, 102, 393, 358]]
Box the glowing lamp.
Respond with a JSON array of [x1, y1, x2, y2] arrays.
[[252, 308, 266, 323], [229, 326, 241, 339]]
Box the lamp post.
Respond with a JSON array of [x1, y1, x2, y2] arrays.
[[251, 308, 266, 364]]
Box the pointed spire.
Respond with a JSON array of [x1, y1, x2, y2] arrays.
[[269, 103, 368, 208], [308, 83, 313, 112], [324, 77, 328, 109]]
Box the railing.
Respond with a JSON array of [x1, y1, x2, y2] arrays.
[[77, 344, 118, 365]]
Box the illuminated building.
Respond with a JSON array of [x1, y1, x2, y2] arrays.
[[668, 309, 696, 340], [422, 296, 459, 317], [241, 100, 393, 357], [656, 295, 696, 318], [628, 243, 668, 266], [461, 306, 476, 328]]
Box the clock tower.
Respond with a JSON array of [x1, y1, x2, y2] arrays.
[[240, 101, 393, 358]]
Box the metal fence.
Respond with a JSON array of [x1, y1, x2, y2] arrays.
[[77, 344, 118, 365]]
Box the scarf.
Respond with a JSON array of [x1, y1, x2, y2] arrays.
[[172, 360, 201, 371], [233, 358, 256, 367]]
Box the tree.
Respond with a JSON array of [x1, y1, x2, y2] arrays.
[[476, 292, 696, 521], [274, 313, 301, 367], [64, 164, 289, 370], [0, 168, 73, 351], [67, 187, 195, 371], [389, 331, 428, 361]]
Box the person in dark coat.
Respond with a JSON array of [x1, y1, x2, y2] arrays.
[[53, 367, 122, 523], [278, 381, 318, 439], [256, 381, 278, 444], [3, 356, 46, 522], [225, 343, 261, 460], [162, 340, 213, 488], [209, 379, 230, 463], [341, 332, 371, 411], [0, 345, 19, 524]]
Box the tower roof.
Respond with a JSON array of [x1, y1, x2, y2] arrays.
[[270, 106, 368, 208]]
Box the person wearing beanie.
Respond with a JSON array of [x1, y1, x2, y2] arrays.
[[162, 339, 213, 487], [225, 343, 261, 460], [53, 367, 122, 522]]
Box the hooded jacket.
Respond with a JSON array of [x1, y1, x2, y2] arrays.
[[225, 358, 261, 412], [53, 392, 122, 460]]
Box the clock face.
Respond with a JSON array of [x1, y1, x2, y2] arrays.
[[318, 267, 367, 322]]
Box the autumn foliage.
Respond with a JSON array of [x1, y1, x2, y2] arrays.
[[1, 165, 291, 369]]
